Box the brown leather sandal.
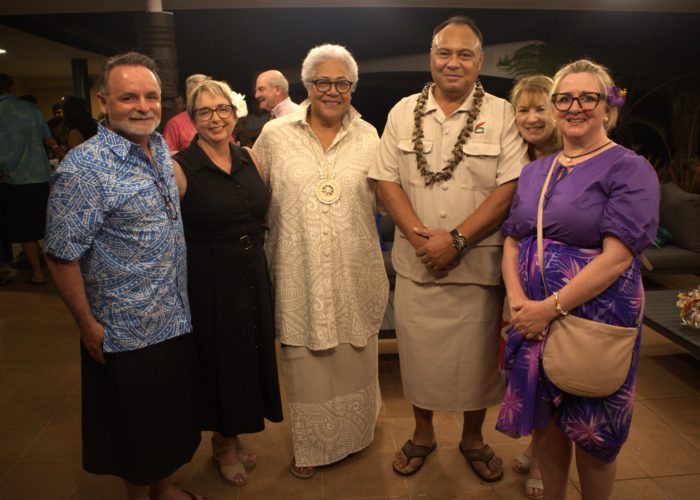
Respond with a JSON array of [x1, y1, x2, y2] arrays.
[[459, 443, 503, 483], [392, 440, 437, 477]]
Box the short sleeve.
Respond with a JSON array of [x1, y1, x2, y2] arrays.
[[600, 154, 660, 255], [368, 104, 401, 183], [45, 159, 107, 261], [501, 189, 522, 238], [252, 125, 272, 185], [499, 158, 545, 240], [495, 102, 528, 186]]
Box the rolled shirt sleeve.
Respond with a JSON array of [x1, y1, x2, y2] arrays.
[[45, 158, 106, 261]]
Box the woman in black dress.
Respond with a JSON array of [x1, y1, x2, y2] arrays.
[[172, 79, 282, 487]]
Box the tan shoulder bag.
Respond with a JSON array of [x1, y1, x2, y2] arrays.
[[537, 156, 639, 398]]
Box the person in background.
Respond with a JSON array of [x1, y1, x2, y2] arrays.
[[164, 73, 211, 153], [254, 44, 388, 479], [254, 69, 299, 118], [172, 79, 283, 487], [0, 73, 64, 285], [496, 59, 659, 500], [369, 15, 527, 481], [506, 74, 561, 500], [47, 102, 68, 159], [511, 75, 560, 162], [61, 95, 97, 151], [174, 93, 186, 114], [44, 52, 205, 500]]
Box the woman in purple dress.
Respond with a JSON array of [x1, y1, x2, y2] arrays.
[[508, 74, 560, 500], [496, 59, 659, 500]]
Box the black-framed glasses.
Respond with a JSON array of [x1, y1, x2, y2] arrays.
[[154, 177, 179, 220], [551, 92, 604, 112], [193, 104, 235, 121], [310, 79, 353, 94]]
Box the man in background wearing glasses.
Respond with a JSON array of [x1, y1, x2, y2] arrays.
[[44, 52, 205, 500]]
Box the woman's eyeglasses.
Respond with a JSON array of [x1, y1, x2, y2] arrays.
[[551, 92, 604, 112], [310, 79, 353, 94], [193, 104, 235, 121]]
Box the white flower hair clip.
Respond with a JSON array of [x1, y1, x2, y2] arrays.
[[230, 91, 248, 118]]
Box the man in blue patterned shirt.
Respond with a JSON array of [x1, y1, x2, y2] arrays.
[[45, 53, 204, 500]]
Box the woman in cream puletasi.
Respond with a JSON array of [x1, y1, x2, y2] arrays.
[[253, 44, 388, 479]]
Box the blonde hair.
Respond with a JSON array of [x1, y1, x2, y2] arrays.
[[510, 75, 561, 157], [187, 80, 238, 120], [551, 59, 618, 130]]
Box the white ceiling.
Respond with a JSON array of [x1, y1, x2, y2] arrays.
[[2, 0, 700, 15]]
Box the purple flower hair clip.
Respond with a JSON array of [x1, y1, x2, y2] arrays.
[[607, 86, 627, 108]]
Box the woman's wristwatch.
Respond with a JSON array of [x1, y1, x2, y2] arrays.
[[450, 228, 467, 251]]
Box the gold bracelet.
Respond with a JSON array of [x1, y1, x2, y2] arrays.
[[553, 291, 568, 316]]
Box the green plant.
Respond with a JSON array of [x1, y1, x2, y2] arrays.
[[655, 157, 700, 194]]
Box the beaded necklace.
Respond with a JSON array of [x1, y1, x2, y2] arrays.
[[412, 80, 484, 186]]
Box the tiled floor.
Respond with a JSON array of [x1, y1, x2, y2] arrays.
[[1, 271, 699, 499]]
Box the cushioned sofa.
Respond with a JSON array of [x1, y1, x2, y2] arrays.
[[642, 182, 700, 275]]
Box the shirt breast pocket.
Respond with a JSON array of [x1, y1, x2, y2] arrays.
[[110, 179, 168, 230], [398, 138, 434, 186], [460, 142, 501, 188]]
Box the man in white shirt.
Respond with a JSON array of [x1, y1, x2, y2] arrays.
[[254, 70, 299, 118], [369, 15, 528, 482]]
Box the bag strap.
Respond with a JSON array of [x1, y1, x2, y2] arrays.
[[536, 155, 561, 297], [535, 154, 645, 327]]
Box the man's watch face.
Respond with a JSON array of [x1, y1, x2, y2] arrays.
[[451, 230, 467, 250]]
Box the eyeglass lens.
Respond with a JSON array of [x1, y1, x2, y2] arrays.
[[195, 105, 234, 120], [313, 80, 352, 94], [552, 93, 601, 111]]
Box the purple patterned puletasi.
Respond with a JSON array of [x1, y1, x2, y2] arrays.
[[496, 236, 643, 463]]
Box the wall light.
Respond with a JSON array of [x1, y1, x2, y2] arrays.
[[0, 49, 7, 54]]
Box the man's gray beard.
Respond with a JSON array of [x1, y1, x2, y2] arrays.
[[106, 116, 161, 140]]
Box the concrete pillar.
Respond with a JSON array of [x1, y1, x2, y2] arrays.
[[135, 7, 178, 125], [71, 58, 91, 113]]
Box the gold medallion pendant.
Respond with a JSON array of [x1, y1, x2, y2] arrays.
[[315, 179, 341, 204]]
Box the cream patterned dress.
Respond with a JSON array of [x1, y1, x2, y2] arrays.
[[253, 102, 389, 466]]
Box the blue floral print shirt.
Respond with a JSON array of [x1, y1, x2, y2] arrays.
[[45, 121, 191, 353]]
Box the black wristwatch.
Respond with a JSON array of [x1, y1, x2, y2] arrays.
[[450, 228, 467, 251]]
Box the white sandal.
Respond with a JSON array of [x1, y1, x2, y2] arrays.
[[236, 446, 257, 470], [512, 452, 532, 474], [211, 437, 248, 486], [525, 477, 544, 499]]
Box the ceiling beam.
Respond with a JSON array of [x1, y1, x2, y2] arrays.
[[2, 0, 700, 15]]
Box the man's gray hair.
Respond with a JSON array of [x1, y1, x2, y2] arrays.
[[185, 74, 211, 96], [301, 44, 359, 93], [99, 52, 161, 95], [267, 72, 290, 95]]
